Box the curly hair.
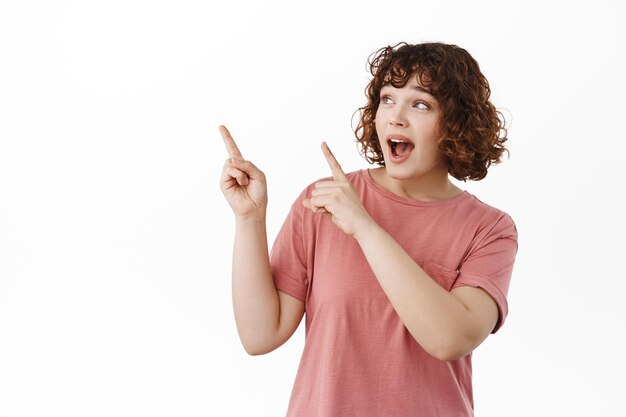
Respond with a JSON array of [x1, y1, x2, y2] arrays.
[[352, 41, 509, 182]]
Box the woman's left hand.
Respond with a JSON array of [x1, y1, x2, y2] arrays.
[[302, 142, 376, 238]]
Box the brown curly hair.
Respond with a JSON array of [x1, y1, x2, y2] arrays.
[[352, 41, 509, 182]]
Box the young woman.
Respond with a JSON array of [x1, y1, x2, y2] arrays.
[[219, 41, 519, 417]]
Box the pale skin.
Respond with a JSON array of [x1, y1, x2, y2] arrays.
[[220, 125, 305, 356], [220, 75, 499, 360]]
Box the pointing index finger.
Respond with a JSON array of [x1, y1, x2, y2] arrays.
[[321, 142, 348, 181], [219, 125, 244, 162]]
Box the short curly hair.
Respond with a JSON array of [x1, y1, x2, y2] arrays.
[[352, 41, 509, 182]]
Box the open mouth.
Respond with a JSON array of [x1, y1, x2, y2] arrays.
[[388, 139, 415, 159]]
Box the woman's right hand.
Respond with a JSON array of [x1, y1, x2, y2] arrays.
[[219, 125, 268, 220]]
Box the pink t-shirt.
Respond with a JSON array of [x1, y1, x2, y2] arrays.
[[269, 168, 519, 417]]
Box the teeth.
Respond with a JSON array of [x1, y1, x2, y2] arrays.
[[389, 138, 408, 143]]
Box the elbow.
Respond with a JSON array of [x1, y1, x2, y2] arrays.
[[244, 345, 259, 356], [432, 336, 471, 362], [237, 326, 277, 356], [243, 344, 266, 356], [243, 341, 274, 356]]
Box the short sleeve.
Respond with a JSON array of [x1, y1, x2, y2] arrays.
[[452, 213, 519, 334], [269, 188, 310, 302]]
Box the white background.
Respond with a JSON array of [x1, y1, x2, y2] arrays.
[[1, 0, 624, 416]]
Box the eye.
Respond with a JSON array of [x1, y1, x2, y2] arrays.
[[380, 95, 430, 110]]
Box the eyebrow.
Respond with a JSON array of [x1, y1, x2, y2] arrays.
[[381, 84, 435, 97], [411, 86, 434, 96]]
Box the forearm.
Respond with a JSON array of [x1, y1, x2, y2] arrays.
[[354, 222, 471, 361], [232, 210, 279, 354]]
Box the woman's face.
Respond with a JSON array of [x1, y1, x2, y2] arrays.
[[374, 76, 447, 180]]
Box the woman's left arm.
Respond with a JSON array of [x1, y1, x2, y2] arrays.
[[353, 223, 499, 361]]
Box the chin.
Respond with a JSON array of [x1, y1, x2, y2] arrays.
[[384, 164, 415, 179]]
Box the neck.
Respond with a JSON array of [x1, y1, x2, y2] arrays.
[[370, 164, 462, 202]]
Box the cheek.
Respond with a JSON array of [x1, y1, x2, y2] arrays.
[[426, 141, 445, 162]]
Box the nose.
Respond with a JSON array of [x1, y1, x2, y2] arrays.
[[388, 107, 407, 127]]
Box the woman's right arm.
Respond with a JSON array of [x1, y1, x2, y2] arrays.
[[219, 125, 304, 355]]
